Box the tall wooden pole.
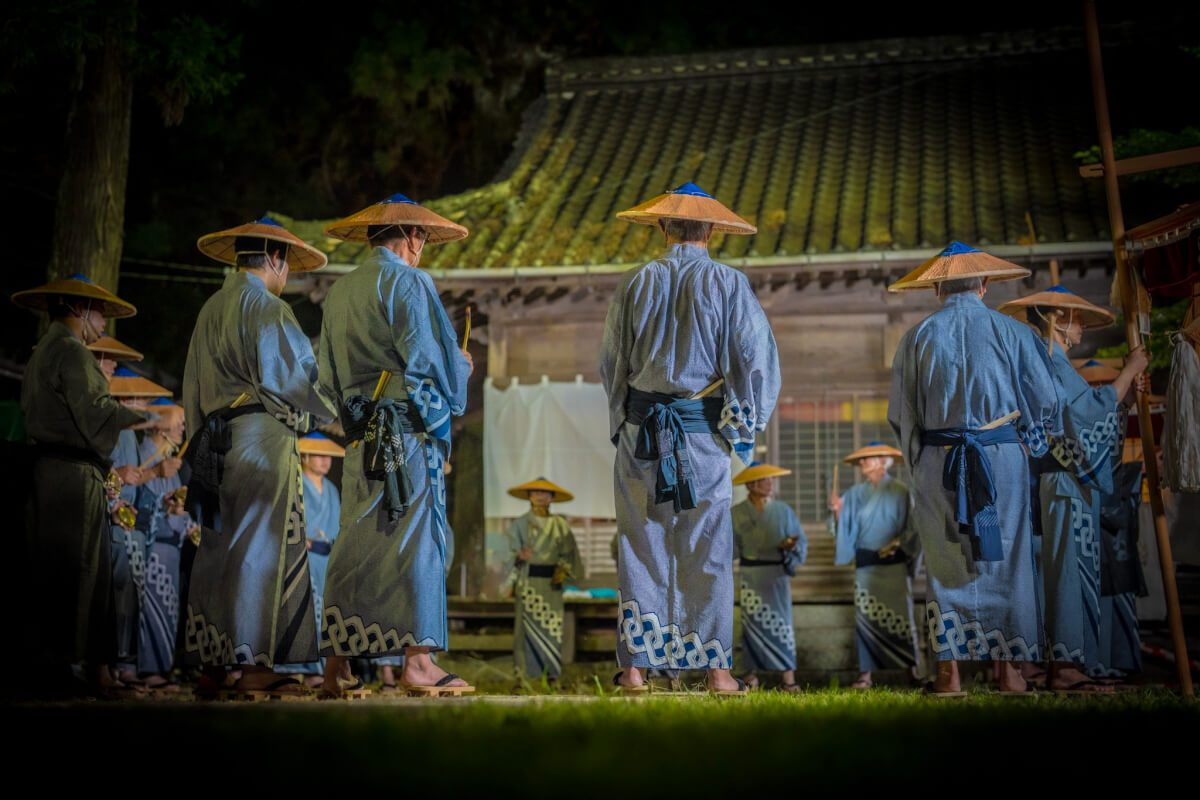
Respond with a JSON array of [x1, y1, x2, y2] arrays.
[[1083, 0, 1192, 695]]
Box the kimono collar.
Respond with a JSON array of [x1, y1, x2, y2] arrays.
[[864, 473, 893, 492], [664, 243, 711, 261], [941, 292, 986, 310], [227, 270, 267, 293], [373, 245, 412, 270]]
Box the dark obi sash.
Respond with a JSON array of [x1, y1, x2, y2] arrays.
[[527, 564, 556, 578], [182, 402, 266, 527], [741, 555, 797, 576], [921, 423, 1021, 562], [342, 394, 426, 523], [854, 548, 908, 568], [626, 387, 723, 513], [34, 442, 111, 473], [308, 540, 332, 556]]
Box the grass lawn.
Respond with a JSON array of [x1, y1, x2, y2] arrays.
[[7, 687, 1196, 793]]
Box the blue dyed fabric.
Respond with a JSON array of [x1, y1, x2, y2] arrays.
[[277, 473, 341, 675], [182, 270, 336, 667], [503, 512, 583, 678], [600, 243, 780, 670], [109, 429, 145, 663], [732, 499, 805, 671], [889, 291, 1063, 661], [318, 245, 469, 658], [1037, 341, 1121, 666], [833, 475, 920, 671]]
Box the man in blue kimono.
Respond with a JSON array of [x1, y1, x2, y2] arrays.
[[830, 443, 920, 688], [318, 194, 473, 697], [999, 287, 1147, 693], [13, 274, 146, 697], [183, 218, 337, 698], [731, 463, 805, 692], [601, 183, 780, 694], [887, 243, 1064, 694]]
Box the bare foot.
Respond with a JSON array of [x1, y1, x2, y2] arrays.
[[236, 665, 306, 694], [995, 661, 1030, 692], [1048, 663, 1113, 693], [321, 656, 353, 696], [616, 667, 645, 688], [931, 661, 961, 693], [706, 668, 741, 692], [402, 648, 466, 688], [742, 673, 760, 690], [851, 671, 872, 689]]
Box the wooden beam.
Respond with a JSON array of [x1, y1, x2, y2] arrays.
[[1078, 145, 1200, 178]]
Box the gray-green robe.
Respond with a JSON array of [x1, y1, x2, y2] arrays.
[[22, 321, 144, 666], [504, 512, 583, 678]]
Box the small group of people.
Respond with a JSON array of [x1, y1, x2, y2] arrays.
[[15, 177, 1155, 700]]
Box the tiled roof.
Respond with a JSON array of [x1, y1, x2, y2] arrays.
[[287, 29, 1117, 275]]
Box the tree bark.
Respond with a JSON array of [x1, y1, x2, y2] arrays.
[[46, 9, 135, 302]]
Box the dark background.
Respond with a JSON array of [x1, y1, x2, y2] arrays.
[[2, 1, 1198, 387]]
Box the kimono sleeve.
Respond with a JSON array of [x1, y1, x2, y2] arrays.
[[598, 277, 630, 444], [392, 271, 469, 442], [781, 503, 808, 567], [58, 344, 145, 454], [887, 327, 921, 466], [833, 489, 857, 566], [558, 520, 585, 582], [255, 300, 337, 432], [718, 274, 781, 459], [1059, 375, 1120, 494], [1007, 323, 1064, 457]]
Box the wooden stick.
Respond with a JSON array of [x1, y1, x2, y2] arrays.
[[690, 378, 724, 399], [1085, 0, 1191, 695], [462, 306, 471, 350], [230, 392, 252, 408], [980, 410, 1020, 431], [351, 371, 393, 449], [138, 439, 173, 469]]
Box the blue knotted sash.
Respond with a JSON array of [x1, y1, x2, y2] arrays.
[[920, 423, 1022, 562], [626, 388, 723, 513], [342, 394, 425, 523]]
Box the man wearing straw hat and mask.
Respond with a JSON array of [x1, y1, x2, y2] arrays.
[[999, 286, 1147, 693], [503, 478, 584, 684], [600, 182, 780, 694], [887, 243, 1064, 695], [317, 194, 473, 697], [829, 442, 920, 689], [182, 217, 337, 699], [731, 463, 805, 692], [13, 274, 148, 697]]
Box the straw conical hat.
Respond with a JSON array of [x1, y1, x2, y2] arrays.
[[324, 193, 469, 245], [842, 442, 903, 465], [147, 397, 184, 423], [299, 432, 346, 458], [617, 182, 756, 235], [998, 286, 1115, 330], [887, 242, 1030, 292], [1077, 359, 1120, 384], [11, 273, 137, 319], [198, 217, 328, 273], [87, 335, 144, 361], [732, 463, 791, 486], [507, 477, 574, 503], [109, 366, 171, 398]]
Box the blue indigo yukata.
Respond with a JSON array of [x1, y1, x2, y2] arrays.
[[136, 436, 193, 674], [732, 499, 805, 671], [277, 472, 341, 674], [888, 292, 1063, 662], [1095, 448, 1144, 676], [182, 271, 336, 667], [600, 243, 781, 671], [503, 512, 584, 679], [23, 321, 145, 667], [109, 428, 146, 664], [318, 246, 469, 659], [833, 475, 920, 671], [1035, 341, 1121, 666]]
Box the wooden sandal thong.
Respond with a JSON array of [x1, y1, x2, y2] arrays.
[[612, 670, 649, 695], [239, 677, 315, 702], [401, 673, 475, 697], [710, 677, 749, 697]]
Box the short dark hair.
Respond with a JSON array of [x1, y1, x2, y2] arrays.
[[660, 219, 713, 242], [368, 224, 426, 246], [234, 236, 286, 269], [47, 295, 86, 319], [937, 277, 984, 296]]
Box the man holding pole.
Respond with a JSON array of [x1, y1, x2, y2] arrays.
[[317, 194, 473, 696], [887, 242, 1064, 695], [600, 182, 780, 694], [182, 218, 337, 698]]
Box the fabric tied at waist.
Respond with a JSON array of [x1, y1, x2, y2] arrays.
[[343, 393, 426, 524], [855, 548, 908, 568], [34, 442, 111, 473], [626, 387, 723, 513], [921, 423, 1022, 562], [1031, 453, 1071, 477], [308, 540, 332, 557], [527, 563, 557, 578], [182, 402, 266, 527]]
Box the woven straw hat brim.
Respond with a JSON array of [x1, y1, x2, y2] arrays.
[[507, 479, 574, 503], [11, 278, 137, 319], [324, 204, 469, 245], [1078, 364, 1120, 383], [109, 375, 171, 398], [617, 193, 756, 235], [732, 464, 792, 486], [998, 291, 1115, 330], [299, 437, 346, 457], [197, 221, 328, 273], [888, 251, 1030, 292], [842, 444, 903, 465], [87, 335, 144, 361]]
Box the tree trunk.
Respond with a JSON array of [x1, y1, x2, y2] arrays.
[[46, 10, 135, 304]]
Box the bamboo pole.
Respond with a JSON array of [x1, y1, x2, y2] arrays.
[[1084, 0, 1192, 694]]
